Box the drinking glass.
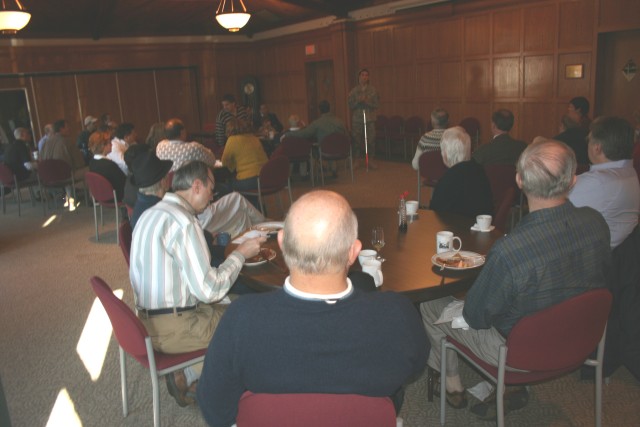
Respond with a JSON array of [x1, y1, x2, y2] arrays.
[[371, 226, 385, 262]]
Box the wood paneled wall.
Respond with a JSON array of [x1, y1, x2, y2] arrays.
[[0, 0, 637, 147]]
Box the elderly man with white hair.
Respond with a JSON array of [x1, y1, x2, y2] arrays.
[[429, 126, 494, 219], [421, 139, 611, 419], [197, 190, 429, 427]]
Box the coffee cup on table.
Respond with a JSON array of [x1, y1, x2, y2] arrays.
[[436, 231, 462, 254], [476, 215, 493, 231], [358, 249, 377, 266], [362, 259, 383, 287], [405, 200, 419, 216]]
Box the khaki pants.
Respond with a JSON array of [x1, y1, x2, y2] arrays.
[[139, 303, 229, 375]]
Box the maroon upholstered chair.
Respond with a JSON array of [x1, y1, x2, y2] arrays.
[[274, 135, 315, 186], [36, 159, 78, 215], [118, 220, 133, 267], [386, 115, 406, 159], [318, 132, 354, 185], [439, 288, 612, 427], [459, 117, 481, 150], [240, 155, 292, 217], [404, 115, 425, 153], [236, 391, 398, 427], [417, 151, 448, 207], [0, 163, 37, 216], [90, 276, 206, 427], [483, 164, 519, 231], [85, 171, 122, 244], [633, 143, 640, 183]]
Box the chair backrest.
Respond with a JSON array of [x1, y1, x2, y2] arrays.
[[483, 164, 518, 214], [506, 288, 612, 372], [259, 155, 290, 190], [404, 116, 425, 135], [0, 163, 16, 187], [320, 133, 351, 158], [374, 115, 388, 133], [459, 117, 481, 138], [493, 186, 516, 232], [236, 391, 397, 427], [37, 159, 73, 186], [418, 150, 448, 186], [277, 136, 313, 160], [85, 171, 116, 203], [386, 116, 404, 137], [118, 220, 133, 267], [90, 276, 150, 365]]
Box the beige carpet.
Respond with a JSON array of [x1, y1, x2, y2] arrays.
[[1, 158, 639, 426]]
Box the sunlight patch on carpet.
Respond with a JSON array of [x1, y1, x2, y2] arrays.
[[46, 388, 82, 427], [76, 289, 124, 381]]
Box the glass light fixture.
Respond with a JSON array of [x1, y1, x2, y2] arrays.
[[215, 0, 251, 32], [0, 0, 31, 34]]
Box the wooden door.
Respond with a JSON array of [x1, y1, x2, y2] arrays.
[[305, 61, 335, 122]]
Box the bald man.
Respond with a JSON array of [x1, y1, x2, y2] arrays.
[[197, 190, 428, 427], [421, 140, 611, 419]]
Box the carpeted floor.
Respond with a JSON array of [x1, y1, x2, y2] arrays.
[[1, 158, 639, 426]]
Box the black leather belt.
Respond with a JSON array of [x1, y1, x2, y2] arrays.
[[139, 305, 197, 316]]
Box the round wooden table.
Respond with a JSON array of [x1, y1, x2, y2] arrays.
[[227, 208, 504, 302]]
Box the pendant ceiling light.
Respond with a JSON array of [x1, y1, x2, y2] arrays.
[[0, 0, 31, 34], [215, 0, 251, 32]]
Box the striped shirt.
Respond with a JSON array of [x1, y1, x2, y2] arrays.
[[215, 106, 249, 146], [130, 192, 245, 309], [411, 128, 446, 170]]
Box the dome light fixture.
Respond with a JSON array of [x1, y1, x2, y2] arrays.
[[215, 0, 251, 33], [0, 0, 31, 34]]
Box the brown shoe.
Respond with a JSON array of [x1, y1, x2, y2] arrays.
[[166, 370, 195, 407]]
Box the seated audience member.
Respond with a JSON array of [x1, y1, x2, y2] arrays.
[[4, 128, 35, 181], [88, 131, 126, 201], [430, 127, 493, 219], [421, 139, 611, 419], [411, 108, 449, 170], [145, 122, 165, 151], [109, 122, 137, 174], [569, 116, 640, 248], [77, 115, 98, 165], [472, 109, 527, 166], [254, 103, 283, 133], [37, 123, 53, 153], [130, 161, 265, 407], [567, 96, 591, 130], [219, 118, 268, 208], [156, 118, 216, 171], [197, 190, 429, 426], [553, 114, 589, 165], [41, 119, 88, 203], [122, 143, 151, 209], [215, 94, 249, 147], [276, 114, 312, 179], [257, 117, 278, 156], [288, 100, 347, 178]]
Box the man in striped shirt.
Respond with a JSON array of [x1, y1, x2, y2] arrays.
[[130, 160, 265, 407], [215, 94, 249, 147]]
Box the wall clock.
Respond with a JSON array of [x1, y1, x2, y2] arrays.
[[241, 76, 260, 115]]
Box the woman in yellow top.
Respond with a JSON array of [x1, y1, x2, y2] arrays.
[[220, 118, 268, 209]]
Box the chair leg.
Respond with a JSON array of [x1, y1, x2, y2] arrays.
[[440, 339, 447, 426], [1, 185, 5, 214], [320, 159, 325, 186], [119, 347, 129, 417], [16, 183, 22, 216], [92, 198, 100, 241], [496, 345, 507, 427]]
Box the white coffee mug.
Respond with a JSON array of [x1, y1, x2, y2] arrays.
[[406, 200, 419, 216], [476, 215, 492, 231], [358, 249, 377, 266], [436, 231, 462, 254], [362, 259, 383, 287]]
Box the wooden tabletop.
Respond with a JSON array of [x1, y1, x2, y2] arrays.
[[227, 208, 504, 303]]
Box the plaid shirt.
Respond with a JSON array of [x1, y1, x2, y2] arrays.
[[463, 201, 611, 336]]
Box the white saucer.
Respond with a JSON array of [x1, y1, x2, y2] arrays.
[[470, 224, 495, 232]]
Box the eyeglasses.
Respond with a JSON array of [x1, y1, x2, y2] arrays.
[[207, 175, 215, 189]]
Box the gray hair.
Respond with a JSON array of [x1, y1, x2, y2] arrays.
[[139, 181, 165, 196], [172, 161, 211, 191], [431, 108, 449, 128], [13, 127, 28, 140], [516, 139, 576, 199], [282, 191, 358, 275], [440, 126, 470, 167]]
